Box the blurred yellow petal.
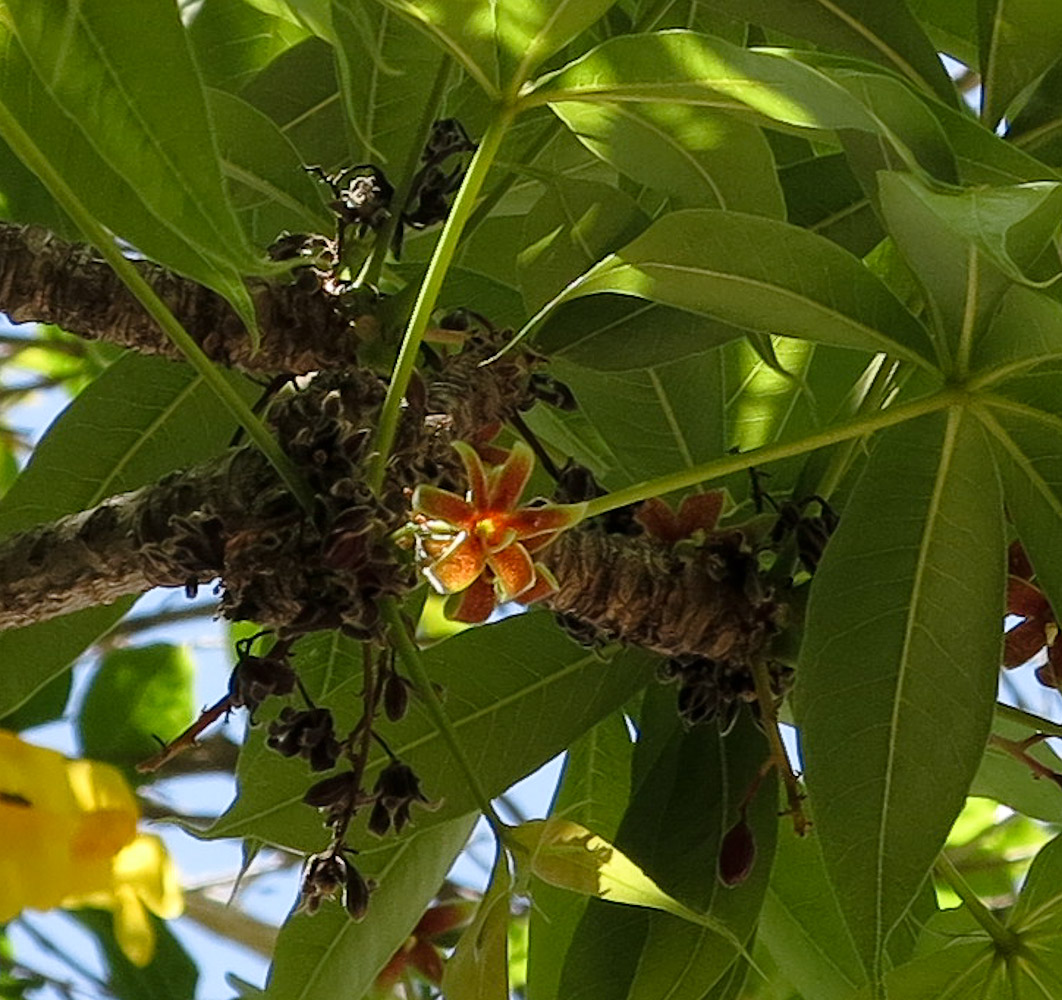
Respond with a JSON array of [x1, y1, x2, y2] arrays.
[[67, 759, 138, 861], [112, 885, 155, 967], [113, 835, 184, 920]]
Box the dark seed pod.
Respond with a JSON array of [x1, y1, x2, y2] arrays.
[[367, 798, 393, 837], [343, 863, 374, 922], [718, 816, 756, 887], [267, 707, 342, 771], [228, 654, 297, 717], [384, 670, 410, 723]]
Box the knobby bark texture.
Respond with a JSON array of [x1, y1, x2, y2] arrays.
[[0, 222, 783, 675]]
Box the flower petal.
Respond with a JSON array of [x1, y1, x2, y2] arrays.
[[423, 534, 486, 594], [635, 497, 681, 542], [506, 501, 587, 540], [413, 485, 474, 527], [1008, 576, 1051, 619], [453, 441, 490, 505], [1004, 619, 1049, 668], [487, 542, 536, 600], [514, 563, 559, 606], [677, 490, 725, 536], [489, 440, 534, 511], [448, 576, 497, 624]]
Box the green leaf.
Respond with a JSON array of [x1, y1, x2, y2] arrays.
[[187, 0, 309, 94], [548, 209, 935, 366], [972, 711, 1062, 822], [980, 0, 1062, 127], [263, 816, 475, 1000], [908, 0, 978, 67], [208, 88, 332, 249], [527, 30, 879, 132], [331, 1, 446, 170], [0, 354, 257, 718], [0, 0, 263, 310], [779, 152, 881, 256], [555, 698, 777, 1000], [759, 819, 868, 1000], [77, 644, 196, 776], [0, 671, 71, 732], [241, 36, 348, 170], [795, 410, 1005, 980], [372, 0, 620, 97], [513, 816, 748, 947], [527, 713, 635, 1000], [1008, 58, 1062, 165], [862, 939, 1002, 1000], [534, 295, 748, 370], [1011, 830, 1062, 929], [73, 909, 198, 1000], [443, 847, 512, 1000], [530, 350, 727, 490], [549, 101, 785, 217], [695, 0, 956, 104], [518, 178, 649, 313], [208, 615, 656, 851]]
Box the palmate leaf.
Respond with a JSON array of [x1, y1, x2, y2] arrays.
[[263, 816, 476, 1000], [0, 355, 257, 718], [542, 209, 935, 366], [0, 0, 264, 320], [207, 614, 656, 852], [795, 410, 1005, 982]]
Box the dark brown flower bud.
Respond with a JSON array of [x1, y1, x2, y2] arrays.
[[297, 852, 347, 915], [384, 671, 410, 722], [718, 816, 756, 887], [343, 863, 374, 922], [368, 760, 437, 836], [228, 654, 297, 718], [367, 798, 393, 837], [267, 707, 342, 771]]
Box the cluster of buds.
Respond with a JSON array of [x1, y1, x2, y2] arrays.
[[297, 849, 373, 921], [267, 707, 342, 772], [227, 642, 296, 720], [1006, 540, 1062, 688], [405, 439, 585, 623]]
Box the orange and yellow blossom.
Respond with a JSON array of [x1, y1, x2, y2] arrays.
[[0, 730, 182, 966], [410, 440, 586, 623]]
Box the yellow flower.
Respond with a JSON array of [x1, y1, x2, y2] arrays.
[[0, 730, 182, 966]]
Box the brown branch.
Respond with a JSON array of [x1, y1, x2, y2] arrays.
[[136, 695, 234, 774], [0, 223, 370, 373]]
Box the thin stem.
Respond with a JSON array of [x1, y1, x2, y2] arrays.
[[380, 597, 507, 834], [583, 388, 960, 519], [997, 703, 1062, 738], [0, 98, 316, 514], [359, 59, 452, 288], [136, 695, 233, 773], [750, 659, 808, 835], [367, 106, 516, 494], [934, 852, 1020, 953]]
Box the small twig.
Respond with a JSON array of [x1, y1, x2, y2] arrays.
[[136, 694, 233, 773], [510, 411, 561, 481], [988, 733, 1062, 790], [750, 659, 809, 835]]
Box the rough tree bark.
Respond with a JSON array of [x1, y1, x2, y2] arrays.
[[0, 222, 783, 677]]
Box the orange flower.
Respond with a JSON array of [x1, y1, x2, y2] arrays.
[[410, 440, 585, 623]]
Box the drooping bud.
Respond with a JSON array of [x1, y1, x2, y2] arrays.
[[228, 654, 297, 718], [718, 815, 756, 887], [267, 707, 342, 771], [297, 852, 347, 915], [343, 862, 374, 922]]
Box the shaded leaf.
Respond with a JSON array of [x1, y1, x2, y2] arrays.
[[187, 0, 309, 94], [208, 88, 332, 249], [442, 847, 512, 1000], [796, 410, 1005, 979], [971, 711, 1062, 823], [77, 644, 196, 777], [263, 816, 475, 1000], [980, 0, 1062, 127]]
